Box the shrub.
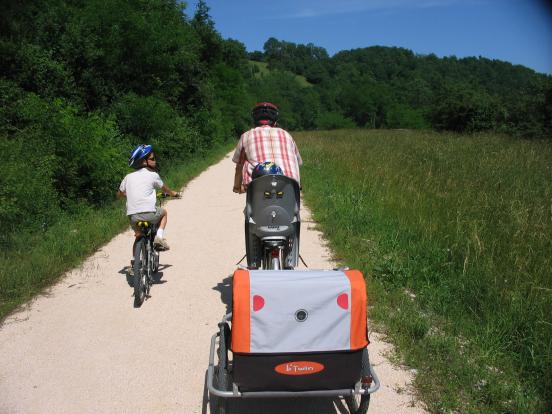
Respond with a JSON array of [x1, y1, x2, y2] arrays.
[[385, 104, 429, 129], [0, 136, 58, 246], [316, 112, 356, 130], [112, 93, 202, 160]]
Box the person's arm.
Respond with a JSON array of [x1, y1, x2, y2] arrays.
[[161, 184, 179, 197], [152, 172, 180, 198], [233, 163, 244, 193], [296, 146, 303, 166], [117, 177, 127, 198], [232, 136, 246, 193], [291, 135, 303, 166]]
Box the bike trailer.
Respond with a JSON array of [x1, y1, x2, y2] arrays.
[[231, 268, 369, 392]]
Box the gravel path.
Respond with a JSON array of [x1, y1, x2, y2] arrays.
[[0, 154, 426, 413]]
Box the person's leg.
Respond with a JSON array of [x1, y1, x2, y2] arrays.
[[129, 215, 144, 253], [132, 230, 142, 254], [156, 209, 168, 239], [153, 208, 170, 250], [129, 217, 142, 275], [158, 209, 167, 229]]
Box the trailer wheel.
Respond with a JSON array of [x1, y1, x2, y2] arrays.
[[211, 325, 231, 414], [346, 347, 371, 413], [345, 394, 370, 414], [211, 365, 229, 414]]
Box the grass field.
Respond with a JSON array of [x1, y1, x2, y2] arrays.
[[295, 129, 552, 413], [0, 142, 234, 321], [249, 60, 312, 88]]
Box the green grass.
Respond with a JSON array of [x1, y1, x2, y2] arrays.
[[295, 129, 552, 413], [250, 60, 271, 77], [249, 60, 312, 88], [0, 142, 234, 321]]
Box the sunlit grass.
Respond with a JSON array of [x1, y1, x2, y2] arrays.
[[249, 60, 312, 87], [296, 129, 552, 413]]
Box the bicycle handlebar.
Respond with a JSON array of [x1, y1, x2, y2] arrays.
[[157, 191, 182, 199]]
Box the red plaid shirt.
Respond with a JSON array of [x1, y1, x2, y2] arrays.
[[232, 126, 302, 187]]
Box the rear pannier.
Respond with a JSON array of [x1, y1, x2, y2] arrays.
[[231, 269, 368, 391]]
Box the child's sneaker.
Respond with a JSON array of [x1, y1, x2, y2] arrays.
[[154, 236, 170, 251]]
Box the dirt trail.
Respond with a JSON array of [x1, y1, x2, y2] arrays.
[[0, 154, 426, 413]]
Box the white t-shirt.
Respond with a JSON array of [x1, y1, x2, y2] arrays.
[[119, 168, 163, 215]]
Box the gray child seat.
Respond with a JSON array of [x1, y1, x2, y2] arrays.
[[244, 174, 301, 269]]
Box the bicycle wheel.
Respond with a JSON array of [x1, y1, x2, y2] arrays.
[[263, 246, 282, 270], [345, 348, 371, 414], [345, 394, 370, 414], [261, 248, 269, 270], [211, 326, 230, 414], [146, 243, 155, 295], [133, 238, 147, 307], [211, 366, 229, 414], [271, 256, 281, 270], [152, 249, 159, 273]]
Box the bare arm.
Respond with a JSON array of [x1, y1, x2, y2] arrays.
[[117, 190, 126, 198], [233, 163, 245, 193], [161, 184, 179, 197], [232, 142, 246, 194]]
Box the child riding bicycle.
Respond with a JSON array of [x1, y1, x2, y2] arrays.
[[117, 144, 180, 258]]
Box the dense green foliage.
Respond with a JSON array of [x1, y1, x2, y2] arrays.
[[297, 130, 552, 413], [252, 38, 552, 137], [0, 0, 255, 315], [0, 0, 252, 248]]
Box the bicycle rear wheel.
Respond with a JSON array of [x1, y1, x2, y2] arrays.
[[263, 246, 282, 270], [133, 238, 147, 307]]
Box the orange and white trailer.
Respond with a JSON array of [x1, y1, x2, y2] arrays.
[[207, 268, 380, 414]]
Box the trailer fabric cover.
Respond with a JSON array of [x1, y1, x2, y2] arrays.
[[231, 269, 368, 354]]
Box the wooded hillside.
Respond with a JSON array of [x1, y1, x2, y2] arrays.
[[254, 38, 552, 137]]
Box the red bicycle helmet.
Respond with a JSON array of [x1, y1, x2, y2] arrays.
[[252, 102, 279, 126]]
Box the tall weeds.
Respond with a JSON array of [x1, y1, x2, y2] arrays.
[[296, 129, 552, 413]]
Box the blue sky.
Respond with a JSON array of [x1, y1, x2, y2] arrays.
[[186, 0, 552, 74]]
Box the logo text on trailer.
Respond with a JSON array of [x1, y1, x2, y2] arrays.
[[274, 361, 325, 375]]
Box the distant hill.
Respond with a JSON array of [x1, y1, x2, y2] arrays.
[[248, 38, 552, 137]]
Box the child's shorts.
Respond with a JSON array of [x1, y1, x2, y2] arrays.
[[129, 207, 165, 231]]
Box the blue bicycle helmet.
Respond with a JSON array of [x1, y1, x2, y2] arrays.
[[252, 161, 283, 179], [128, 144, 153, 168]]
